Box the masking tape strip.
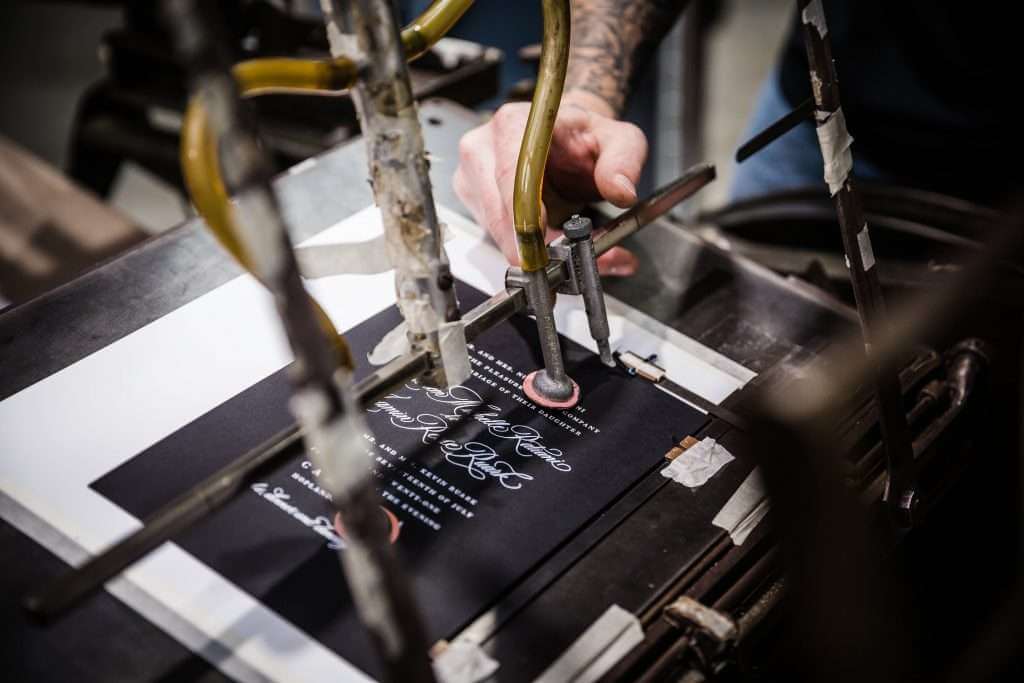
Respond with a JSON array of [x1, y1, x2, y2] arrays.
[[712, 467, 769, 546], [534, 604, 643, 683], [661, 437, 735, 488], [801, 0, 828, 38], [433, 638, 500, 683], [856, 224, 876, 271], [438, 320, 472, 386], [367, 321, 411, 366], [617, 350, 666, 382], [815, 108, 853, 196]]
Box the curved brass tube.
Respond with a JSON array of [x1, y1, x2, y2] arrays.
[[400, 0, 473, 60], [232, 56, 359, 95], [512, 0, 570, 273], [181, 0, 473, 369]]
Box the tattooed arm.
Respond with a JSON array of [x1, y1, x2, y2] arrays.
[[454, 1, 687, 276], [567, 0, 690, 116]]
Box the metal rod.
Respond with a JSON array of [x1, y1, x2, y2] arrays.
[[592, 163, 716, 253], [23, 352, 429, 624], [564, 215, 614, 366], [515, 0, 576, 407], [179, 4, 436, 680], [513, 0, 570, 272], [23, 165, 714, 625], [796, 0, 914, 518], [527, 269, 571, 382], [329, 0, 468, 391], [735, 96, 814, 163]]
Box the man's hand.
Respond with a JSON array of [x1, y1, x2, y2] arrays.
[[453, 91, 647, 276]]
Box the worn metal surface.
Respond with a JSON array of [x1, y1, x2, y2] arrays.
[[332, 0, 467, 391]]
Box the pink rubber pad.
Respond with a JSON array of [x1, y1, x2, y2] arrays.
[[523, 370, 580, 409]]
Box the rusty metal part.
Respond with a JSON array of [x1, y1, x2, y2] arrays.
[[327, 0, 467, 391]]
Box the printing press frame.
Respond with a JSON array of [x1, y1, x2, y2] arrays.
[[2, 100, 1018, 682]]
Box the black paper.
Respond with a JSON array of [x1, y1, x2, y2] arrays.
[[92, 282, 706, 677]]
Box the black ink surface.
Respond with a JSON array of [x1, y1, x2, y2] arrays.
[[93, 282, 707, 676]]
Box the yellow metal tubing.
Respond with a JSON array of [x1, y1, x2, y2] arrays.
[[232, 56, 358, 95], [512, 0, 570, 272], [181, 0, 473, 370], [400, 0, 474, 60]]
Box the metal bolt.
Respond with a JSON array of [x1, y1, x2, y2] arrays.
[[563, 214, 593, 241], [437, 270, 454, 290]]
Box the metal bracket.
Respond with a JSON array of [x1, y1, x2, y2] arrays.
[[505, 253, 573, 315], [662, 596, 738, 680], [663, 596, 738, 645], [504, 267, 534, 314], [547, 239, 580, 295]]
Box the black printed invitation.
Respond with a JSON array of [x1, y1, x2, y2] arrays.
[[92, 282, 706, 676]]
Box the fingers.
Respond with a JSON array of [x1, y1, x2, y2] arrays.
[[455, 115, 521, 265], [453, 99, 647, 280], [591, 119, 648, 208], [490, 104, 531, 241], [597, 246, 639, 277]]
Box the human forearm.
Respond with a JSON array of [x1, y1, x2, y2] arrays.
[[566, 0, 689, 116]]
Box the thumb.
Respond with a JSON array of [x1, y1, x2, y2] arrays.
[[591, 119, 648, 208]]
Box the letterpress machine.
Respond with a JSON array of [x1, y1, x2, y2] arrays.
[[3, 1, 1022, 682]]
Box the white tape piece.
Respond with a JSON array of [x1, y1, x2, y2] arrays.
[[712, 467, 769, 546], [661, 438, 735, 488], [801, 0, 828, 38], [438, 320, 472, 386], [295, 236, 393, 277], [856, 224, 876, 271], [815, 108, 854, 196], [534, 605, 643, 683], [432, 36, 486, 70], [433, 639, 500, 683], [367, 322, 410, 366], [297, 225, 456, 279]]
